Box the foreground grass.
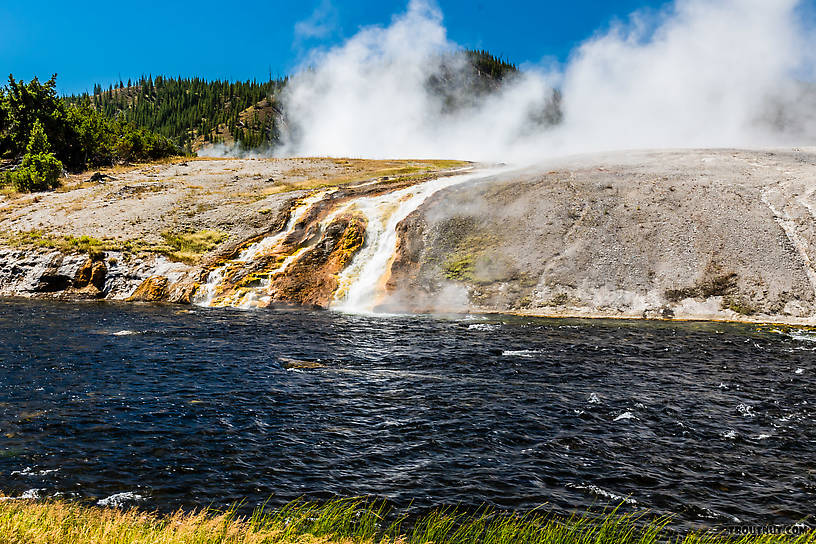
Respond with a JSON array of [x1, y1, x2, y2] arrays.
[[0, 498, 813, 544]]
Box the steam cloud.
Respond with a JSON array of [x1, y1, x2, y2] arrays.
[[280, 0, 816, 163]]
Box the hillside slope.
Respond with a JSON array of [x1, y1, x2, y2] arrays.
[[0, 157, 467, 302], [69, 50, 529, 153]]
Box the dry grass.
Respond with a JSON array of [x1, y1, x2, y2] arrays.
[[0, 498, 813, 544], [0, 230, 117, 255], [263, 159, 469, 194], [59, 156, 195, 186], [0, 499, 375, 544], [0, 228, 227, 264]]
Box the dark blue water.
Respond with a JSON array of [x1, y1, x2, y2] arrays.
[[1, 298, 814, 526]]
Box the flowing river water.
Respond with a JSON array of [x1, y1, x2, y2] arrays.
[[1, 298, 815, 528]]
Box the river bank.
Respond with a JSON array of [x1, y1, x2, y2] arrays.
[[2, 148, 816, 325]]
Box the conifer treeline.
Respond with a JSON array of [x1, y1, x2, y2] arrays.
[[465, 50, 518, 81], [1, 74, 179, 189], [70, 75, 287, 152]]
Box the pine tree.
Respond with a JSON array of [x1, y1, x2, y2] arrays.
[[26, 119, 50, 154], [5, 119, 63, 192]]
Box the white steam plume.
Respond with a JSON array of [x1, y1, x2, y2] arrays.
[[280, 0, 816, 163]]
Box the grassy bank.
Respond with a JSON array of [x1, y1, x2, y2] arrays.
[[0, 498, 813, 544]]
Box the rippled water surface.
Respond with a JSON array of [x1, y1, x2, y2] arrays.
[[1, 299, 815, 526]]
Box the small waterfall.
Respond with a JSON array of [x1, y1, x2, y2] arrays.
[[193, 169, 493, 311], [331, 170, 487, 313], [194, 267, 225, 307], [193, 190, 333, 308], [234, 191, 331, 264]]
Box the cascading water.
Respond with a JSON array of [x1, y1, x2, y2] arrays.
[[194, 267, 224, 307], [193, 168, 495, 312], [234, 191, 332, 264], [193, 190, 333, 308], [331, 170, 490, 313]]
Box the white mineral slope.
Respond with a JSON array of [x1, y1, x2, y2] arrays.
[[383, 147, 816, 325]]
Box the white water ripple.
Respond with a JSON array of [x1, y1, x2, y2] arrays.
[[502, 349, 543, 357], [97, 492, 145, 508], [566, 483, 637, 505]]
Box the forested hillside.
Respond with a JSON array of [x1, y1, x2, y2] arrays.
[[71, 50, 555, 154], [0, 48, 559, 194], [70, 76, 287, 153]]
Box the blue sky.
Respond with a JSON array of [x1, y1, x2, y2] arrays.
[[1, 0, 671, 95]]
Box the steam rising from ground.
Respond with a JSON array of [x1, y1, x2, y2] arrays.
[[280, 0, 815, 163]]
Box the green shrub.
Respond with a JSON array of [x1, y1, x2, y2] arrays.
[[3, 121, 63, 192], [6, 152, 63, 192]]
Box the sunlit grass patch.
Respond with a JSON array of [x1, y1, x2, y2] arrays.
[[160, 229, 227, 264], [0, 498, 813, 544], [0, 228, 227, 264], [0, 229, 115, 256]]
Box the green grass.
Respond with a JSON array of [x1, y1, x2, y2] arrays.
[[0, 228, 227, 264], [160, 229, 227, 263], [0, 230, 116, 257], [443, 253, 478, 281], [440, 229, 505, 284], [722, 295, 757, 316], [0, 498, 812, 544]]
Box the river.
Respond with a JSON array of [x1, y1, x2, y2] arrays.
[[1, 298, 814, 527]]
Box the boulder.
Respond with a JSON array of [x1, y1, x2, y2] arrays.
[[279, 357, 325, 370], [127, 276, 169, 302]]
